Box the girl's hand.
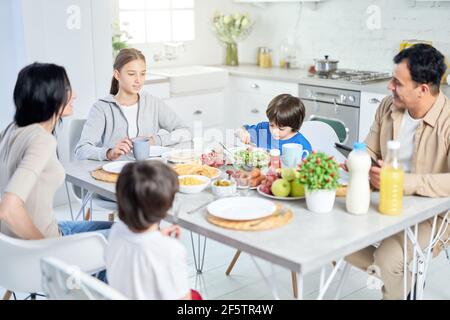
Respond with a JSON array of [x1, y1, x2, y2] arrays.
[[161, 225, 181, 239], [107, 137, 133, 161], [235, 127, 251, 144]]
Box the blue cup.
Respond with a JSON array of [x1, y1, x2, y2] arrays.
[[132, 137, 150, 161], [281, 143, 309, 168]]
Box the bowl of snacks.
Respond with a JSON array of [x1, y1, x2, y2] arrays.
[[178, 175, 211, 194], [211, 179, 237, 198], [232, 147, 270, 171]]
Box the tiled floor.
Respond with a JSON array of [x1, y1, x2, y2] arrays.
[[2, 202, 449, 300]]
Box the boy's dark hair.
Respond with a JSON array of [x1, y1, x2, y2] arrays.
[[266, 94, 305, 132], [116, 161, 179, 232], [393, 43, 446, 95], [14, 62, 72, 127]]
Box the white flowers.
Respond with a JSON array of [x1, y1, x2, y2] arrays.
[[212, 12, 252, 44]]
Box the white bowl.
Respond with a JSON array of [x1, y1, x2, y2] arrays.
[[178, 175, 210, 194], [211, 179, 237, 198]]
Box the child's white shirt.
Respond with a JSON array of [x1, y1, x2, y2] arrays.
[[105, 220, 190, 300]]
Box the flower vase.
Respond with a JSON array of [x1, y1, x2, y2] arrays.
[[225, 42, 238, 66]]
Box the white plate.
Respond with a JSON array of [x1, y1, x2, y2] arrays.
[[257, 185, 305, 201], [161, 149, 200, 163], [207, 197, 276, 221], [149, 146, 171, 158], [102, 161, 133, 174]]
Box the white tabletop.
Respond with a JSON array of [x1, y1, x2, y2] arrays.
[[65, 160, 450, 274]]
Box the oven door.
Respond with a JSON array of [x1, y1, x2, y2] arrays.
[[303, 99, 359, 148]]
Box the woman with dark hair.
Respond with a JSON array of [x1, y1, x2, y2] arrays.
[[0, 62, 112, 240], [75, 48, 190, 161]]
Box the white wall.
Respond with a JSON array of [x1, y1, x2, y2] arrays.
[[134, 0, 450, 72], [0, 0, 26, 131]]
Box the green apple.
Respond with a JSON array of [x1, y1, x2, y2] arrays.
[[290, 180, 305, 197], [281, 168, 296, 182], [271, 178, 291, 197]]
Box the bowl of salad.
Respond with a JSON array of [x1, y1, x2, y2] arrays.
[[232, 147, 270, 171]]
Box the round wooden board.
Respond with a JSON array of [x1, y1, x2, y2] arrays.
[[91, 168, 118, 183], [206, 206, 293, 231]]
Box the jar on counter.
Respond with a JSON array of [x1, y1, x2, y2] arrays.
[[258, 47, 272, 68]]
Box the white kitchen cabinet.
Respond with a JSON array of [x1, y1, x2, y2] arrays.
[[359, 91, 388, 141], [165, 91, 226, 130], [228, 76, 299, 128]]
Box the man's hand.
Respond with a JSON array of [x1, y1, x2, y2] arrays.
[[369, 160, 384, 190], [107, 137, 133, 161], [161, 225, 181, 239]]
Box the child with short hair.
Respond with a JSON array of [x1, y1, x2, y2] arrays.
[[236, 93, 312, 155], [105, 161, 200, 300]]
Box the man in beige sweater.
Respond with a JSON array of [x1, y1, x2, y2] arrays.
[[346, 44, 450, 299]]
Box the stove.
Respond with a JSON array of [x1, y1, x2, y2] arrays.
[[314, 69, 392, 84]]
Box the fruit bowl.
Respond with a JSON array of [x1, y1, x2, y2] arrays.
[[257, 185, 305, 201]]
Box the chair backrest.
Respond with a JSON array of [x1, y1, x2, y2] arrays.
[[41, 257, 127, 300], [0, 232, 107, 294], [68, 119, 87, 199], [308, 116, 349, 144], [299, 120, 345, 163]]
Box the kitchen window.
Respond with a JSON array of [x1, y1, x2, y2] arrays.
[[118, 0, 195, 44]]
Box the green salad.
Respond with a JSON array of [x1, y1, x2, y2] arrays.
[[233, 148, 270, 168]]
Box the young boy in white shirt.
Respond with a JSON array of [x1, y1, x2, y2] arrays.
[[105, 161, 201, 300]]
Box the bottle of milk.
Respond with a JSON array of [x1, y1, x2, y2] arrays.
[[346, 142, 372, 215]]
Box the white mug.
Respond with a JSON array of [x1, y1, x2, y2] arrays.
[[281, 143, 309, 168]]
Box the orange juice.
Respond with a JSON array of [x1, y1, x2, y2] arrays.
[[379, 167, 404, 215]]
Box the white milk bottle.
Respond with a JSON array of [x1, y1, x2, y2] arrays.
[[346, 142, 372, 215]]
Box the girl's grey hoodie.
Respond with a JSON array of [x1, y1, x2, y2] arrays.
[[75, 92, 191, 161]]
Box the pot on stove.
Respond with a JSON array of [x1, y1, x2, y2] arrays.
[[314, 55, 339, 75]]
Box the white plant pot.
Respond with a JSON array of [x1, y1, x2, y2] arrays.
[[305, 189, 336, 213]]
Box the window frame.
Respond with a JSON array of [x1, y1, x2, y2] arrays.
[[115, 0, 196, 45]]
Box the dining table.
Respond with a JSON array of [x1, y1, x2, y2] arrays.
[[64, 150, 450, 300]]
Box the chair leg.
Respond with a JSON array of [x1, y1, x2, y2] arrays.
[[291, 272, 298, 299], [2, 290, 12, 300], [225, 250, 242, 275], [84, 208, 91, 221]]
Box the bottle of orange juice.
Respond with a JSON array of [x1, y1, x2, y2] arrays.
[[379, 140, 404, 215]]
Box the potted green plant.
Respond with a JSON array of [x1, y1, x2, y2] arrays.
[[296, 151, 340, 213], [111, 22, 132, 58], [211, 12, 253, 66]]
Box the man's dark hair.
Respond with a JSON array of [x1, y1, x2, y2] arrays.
[[393, 44, 447, 94], [14, 62, 72, 127], [116, 161, 179, 232], [266, 93, 306, 132]]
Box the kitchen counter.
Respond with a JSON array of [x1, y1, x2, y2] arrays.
[[144, 74, 169, 85], [220, 64, 450, 97], [219, 64, 392, 95]]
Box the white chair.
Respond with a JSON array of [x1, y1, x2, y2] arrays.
[[0, 232, 107, 299], [65, 119, 117, 221], [41, 257, 126, 300], [299, 120, 345, 163]]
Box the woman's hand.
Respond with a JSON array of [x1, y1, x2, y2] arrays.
[[369, 160, 384, 190], [106, 137, 133, 161], [235, 127, 251, 144], [161, 225, 181, 239], [0, 193, 44, 240]]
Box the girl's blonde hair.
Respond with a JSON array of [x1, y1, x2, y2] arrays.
[[110, 48, 146, 95]]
